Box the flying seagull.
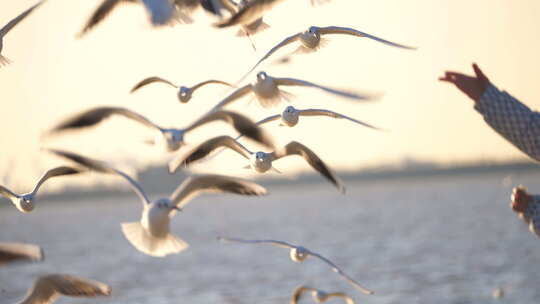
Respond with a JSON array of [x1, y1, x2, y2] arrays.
[[0, 167, 84, 213], [239, 25, 415, 81], [0, 1, 46, 66], [0, 242, 43, 266], [47, 107, 274, 152], [169, 136, 345, 193], [14, 274, 111, 304], [214, 0, 287, 29], [291, 286, 355, 304], [50, 149, 268, 257], [218, 237, 374, 295], [212, 71, 376, 110], [130, 76, 234, 103]]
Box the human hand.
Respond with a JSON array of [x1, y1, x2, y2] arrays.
[[439, 63, 490, 103], [511, 186, 531, 213]]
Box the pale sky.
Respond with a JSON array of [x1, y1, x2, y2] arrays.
[[1, 0, 540, 191]]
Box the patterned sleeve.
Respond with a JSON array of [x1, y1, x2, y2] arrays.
[[474, 84, 540, 162], [522, 196, 540, 238]]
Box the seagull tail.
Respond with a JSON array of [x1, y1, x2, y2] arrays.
[[121, 222, 189, 257], [0, 55, 11, 66]]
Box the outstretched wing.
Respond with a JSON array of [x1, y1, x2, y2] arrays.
[[169, 174, 267, 208], [0, 1, 45, 37], [272, 141, 345, 193], [306, 249, 374, 295], [0, 185, 18, 201], [48, 107, 161, 134], [31, 166, 85, 195], [316, 26, 416, 49], [191, 79, 234, 91], [299, 109, 381, 130], [22, 274, 111, 303], [130, 76, 178, 93], [0, 242, 43, 266], [274, 77, 377, 101], [48, 149, 151, 205], [217, 236, 296, 249], [211, 84, 253, 111], [168, 135, 252, 173], [183, 110, 275, 148], [238, 33, 301, 83], [79, 0, 131, 36]]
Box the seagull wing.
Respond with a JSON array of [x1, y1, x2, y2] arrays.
[[183, 110, 274, 148], [0, 185, 18, 201], [290, 286, 317, 304], [79, 0, 130, 36], [30, 166, 85, 195], [298, 109, 380, 130], [239, 33, 301, 82], [214, 0, 285, 28], [48, 107, 161, 134], [21, 274, 111, 303], [169, 174, 267, 208], [48, 149, 151, 205], [0, 242, 43, 266], [211, 84, 253, 110], [256, 114, 281, 126], [306, 249, 374, 295], [274, 77, 376, 101], [271, 141, 345, 193], [191, 79, 234, 91], [168, 135, 252, 173], [217, 236, 296, 249], [317, 26, 416, 50], [0, 1, 45, 38], [130, 76, 178, 93]]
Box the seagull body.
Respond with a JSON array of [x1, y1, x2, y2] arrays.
[[213, 71, 375, 110], [0, 1, 45, 66], [15, 274, 111, 304], [291, 286, 355, 304], [47, 107, 274, 152], [130, 76, 233, 103], [240, 26, 415, 80], [0, 167, 83, 213], [50, 149, 268, 257], [0, 242, 43, 266], [215, 0, 286, 29], [169, 136, 345, 192], [218, 237, 373, 295]]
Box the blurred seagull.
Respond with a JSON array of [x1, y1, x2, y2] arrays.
[[218, 237, 373, 295], [50, 149, 268, 257], [47, 108, 274, 152], [79, 0, 176, 36], [212, 71, 377, 110], [169, 136, 345, 193], [214, 0, 287, 29], [0, 167, 84, 213], [239, 26, 415, 81], [0, 1, 46, 66], [0, 242, 43, 266], [130, 76, 234, 103], [291, 286, 355, 304], [15, 274, 111, 304]]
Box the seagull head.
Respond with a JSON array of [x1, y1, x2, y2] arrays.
[[250, 152, 272, 173], [300, 27, 321, 48], [256, 71, 268, 82], [177, 87, 192, 103], [17, 195, 35, 213], [155, 198, 181, 212], [281, 106, 299, 126], [160, 129, 184, 152], [312, 290, 328, 303], [290, 246, 309, 262]]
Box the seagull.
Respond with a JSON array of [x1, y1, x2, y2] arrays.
[[79, 0, 179, 36], [15, 274, 111, 304], [214, 0, 287, 29], [291, 286, 355, 304], [0, 1, 46, 66], [47, 107, 274, 152], [239, 26, 415, 81], [130, 76, 234, 103], [49, 149, 268, 257], [218, 237, 374, 295], [0, 167, 84, 213], [212, 71, 376, 110], [0, 242, 43, 266], [169, 136, 345, 193]]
